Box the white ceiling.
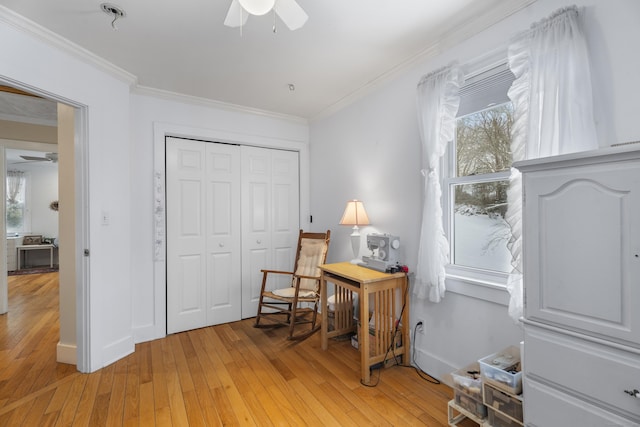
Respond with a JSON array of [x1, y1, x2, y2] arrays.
[[0, 0, 528, 120]]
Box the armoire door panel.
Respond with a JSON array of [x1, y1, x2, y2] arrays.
[[523, 158, 640, 347], [539, 179, 625, 323]]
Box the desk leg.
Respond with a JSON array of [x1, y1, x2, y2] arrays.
[[360, 285, 370, 384], [401, 276, 410, 366], [321, 275, 328, 351]]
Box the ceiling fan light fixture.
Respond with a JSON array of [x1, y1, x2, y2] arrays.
[[238, 0, 275, 16]]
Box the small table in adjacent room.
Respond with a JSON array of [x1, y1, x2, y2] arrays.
[[319, 262, 410, 385], [16, 244, 56, 270]]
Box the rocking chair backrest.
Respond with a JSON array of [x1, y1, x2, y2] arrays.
[[293, 231, 330, 291]]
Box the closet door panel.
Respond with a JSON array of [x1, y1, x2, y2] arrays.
[[166, 138, 207, 334], [241, 147, 272, 317], [271, 149, 300, 282], [241, 147, 299, 318], [205, 143, 241, 324]]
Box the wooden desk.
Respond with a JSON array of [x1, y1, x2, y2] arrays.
[[320, 262, 409, 385], [17, 244, 55, 270]]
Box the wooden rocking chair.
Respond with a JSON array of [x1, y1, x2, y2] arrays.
[[254, 230, 331, 340]]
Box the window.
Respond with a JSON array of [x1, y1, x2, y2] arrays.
[[6, 170, 28, 234], [444, 64, 515, 282]]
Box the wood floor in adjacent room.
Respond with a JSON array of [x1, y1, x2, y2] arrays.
[[0, 272, 476, 426]]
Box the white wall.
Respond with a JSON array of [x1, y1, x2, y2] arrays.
[[129, 91, 310, 342], [0, 10, 134, 371], [309, 0, 640, 380]]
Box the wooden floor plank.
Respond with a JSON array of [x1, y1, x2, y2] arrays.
[[1, 272, 477, 426]]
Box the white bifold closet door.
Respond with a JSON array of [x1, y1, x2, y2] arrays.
[[240, 146, 300, 318], [166, 138, 299, 334], [166, 138, 242, 334]]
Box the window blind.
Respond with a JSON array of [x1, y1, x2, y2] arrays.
[[457, 63, 515, 118]]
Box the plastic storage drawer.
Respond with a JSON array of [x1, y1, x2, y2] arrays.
[[483, 383, 523, 422], [451, 362, 483, 401], [454, 390, 487, 419], [488, 407, 523, 427], [478, 345, 522, 394]]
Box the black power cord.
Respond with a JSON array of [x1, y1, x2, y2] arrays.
[[360, 274, 440, 387], [407, 321, 440, 384]]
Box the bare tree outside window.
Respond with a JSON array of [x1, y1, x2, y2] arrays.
[[452, 103, 513, 272]]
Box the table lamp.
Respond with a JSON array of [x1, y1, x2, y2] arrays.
[[339, 199, 370, 264]]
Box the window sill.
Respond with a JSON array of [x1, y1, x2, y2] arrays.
[[445, 270, 510, 306]]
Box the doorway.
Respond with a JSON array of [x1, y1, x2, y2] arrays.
[[0, 83, 88, 371]]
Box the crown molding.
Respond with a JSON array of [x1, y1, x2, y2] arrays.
[[311, 0, 537, 122], [133, 85, 308, 125], [0, 5, 137, 87]]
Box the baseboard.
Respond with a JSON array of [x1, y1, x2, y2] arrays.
[[413, 348, 457, 387], [56, 342, 77, 365]]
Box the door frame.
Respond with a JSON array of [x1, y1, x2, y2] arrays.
[[0, 77, 91, 372], [152, 122, 310, 339]]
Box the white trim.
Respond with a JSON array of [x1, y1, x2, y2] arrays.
[[445, 273, 510, 306], [133, 86, 307, 125], [0, 6, 137, 87], [56, 342, 77, 365], [74, 104, 91, 373]]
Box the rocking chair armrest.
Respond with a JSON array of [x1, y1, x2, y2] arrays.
[[260, 269, 294, 276], [293, 274, 321, 281]]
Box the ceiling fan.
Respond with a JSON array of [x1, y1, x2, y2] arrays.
[[19, 152, 58, 163], [224, 0, 308, 31]]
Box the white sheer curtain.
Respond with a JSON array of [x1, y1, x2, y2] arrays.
[[7, 170, 24, 204], [414, 64, 464, 302], [505, 5, 598, 321]]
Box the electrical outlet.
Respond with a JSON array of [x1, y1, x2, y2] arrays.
[[416, 319, 425, 335]]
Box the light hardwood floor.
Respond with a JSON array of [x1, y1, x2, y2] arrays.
[[0, 272, 477, 426]]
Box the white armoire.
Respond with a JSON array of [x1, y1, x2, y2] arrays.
[[166, 137, 299, 334], [516, 145, 640, 426]]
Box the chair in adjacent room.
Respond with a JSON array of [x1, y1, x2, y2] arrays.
[[254, 229, 331, 340]]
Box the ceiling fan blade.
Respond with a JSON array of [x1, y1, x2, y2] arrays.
[[224, 0, 249, 28], [20, 155, 48, 162], [274, 0, 308, 30]]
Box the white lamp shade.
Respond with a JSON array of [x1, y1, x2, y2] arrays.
[[238, 0, 275, 15], [339, 200, 370, 226]]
